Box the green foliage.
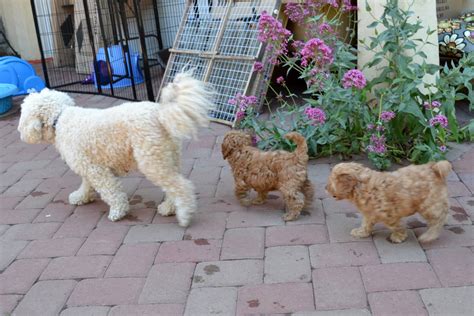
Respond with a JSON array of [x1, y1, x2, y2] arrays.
[[361, 0, 473, 167], [238, 0, 473, 170]]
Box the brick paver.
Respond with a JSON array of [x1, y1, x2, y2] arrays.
[[2, 222, 60, 240], [40, 255, 112, 280], [1, 96, 472, 314], [368, 290, 428, 316], [192, 260, 263, 287], [264, 245, 311, 283], [419, 286, 474, 315], [313, 267, 367, 310], [294, 309, 371, 316], [77, 225, 129, 256], [124, 224, 184, 244], [18, 237, 85, 259], [237, 282, 315, 314], [13, 280, 76, 316], [309, 242, 380, 268], [0, 294, 22, 315], [220, 227, 265, 259], [266, 224, 328, 246], [360, 263, 441, 292], [426, 247, 474, 287], [0, 258, 50, 294], [109, 304, 184, 316], [155, 239, 221, 263], [105, 243, 159, 278], [0, 240, 28, 270], [373, 230, 426, 263], [60, 306, 111, 316], [139, 262, 195, 304], [67, 278, 145, 306], [184, 287, 237, 316]]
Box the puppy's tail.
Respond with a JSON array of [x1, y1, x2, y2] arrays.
[[285, 132, 309, 163], [431, 160, 452, 180], [157, 71, 215, 139]]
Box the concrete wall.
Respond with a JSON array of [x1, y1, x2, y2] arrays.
[[0, 0, 42, 61]]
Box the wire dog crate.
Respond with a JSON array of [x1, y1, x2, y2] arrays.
[[31, 0, 186, 101], [160, 0, 281, 125]]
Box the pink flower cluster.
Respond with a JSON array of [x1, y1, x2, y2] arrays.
[[258, 11, 292, 64], [276, 76, 286, 85], [429, 114, 448, 128], [380, 111, 396, 123], [304, 106, 326, 125], [423, 100, 441, 109], [342, 0, 358, 12], [342, 69, 367, 89], [253, 62, 264, 73], [284, 1, 322, 24], [301, 38, 334, 67], [318, 23, 333, 33], [229, 93, 258, 120], [367, 134, 386, 154]]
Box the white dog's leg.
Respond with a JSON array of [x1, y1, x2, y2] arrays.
[[162, 177, 196, 227], [143, 173, 195, 227], [85, 166, 129, 222], [69, 178, 95, 205], [157, 143, 180, 217], [158, 195, 176, 216]]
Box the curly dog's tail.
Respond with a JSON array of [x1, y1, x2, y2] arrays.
[[431, 160, 452, 181], [158, 71, 215, 139], [285, 132, 309, 163]]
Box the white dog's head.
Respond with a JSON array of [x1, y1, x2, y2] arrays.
[[18, 88, 75, 144]]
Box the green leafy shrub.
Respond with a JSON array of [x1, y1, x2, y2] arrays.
[[236, 0, 473, 169]]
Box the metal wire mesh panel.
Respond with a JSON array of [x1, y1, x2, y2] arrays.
[[175, 1, 227, 51], [208, 60, 253, 122], [161, 0, 281, 125], [31, 0, 187, 101], [156, 0, 187, 48], [219, 1, 276, 57], [162, 54, 209, 84]]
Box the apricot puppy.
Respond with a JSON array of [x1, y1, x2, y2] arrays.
[[326, 161, 452, 243], [222, 131, 313, 221]]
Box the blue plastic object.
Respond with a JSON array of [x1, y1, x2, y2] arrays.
[[0, 83, 18, 114], [0, 56, 45, 95], [94, 45, 144, 89]]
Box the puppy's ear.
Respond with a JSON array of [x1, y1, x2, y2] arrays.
[[221, 141, 232, 160], [336, 173, 358, 197]]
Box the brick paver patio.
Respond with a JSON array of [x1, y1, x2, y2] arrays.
[[0, 95, 473, 315]]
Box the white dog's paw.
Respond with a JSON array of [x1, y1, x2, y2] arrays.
[[177, 214, 191, 227], [108, 209, 128, 221], [69, 190, 95, 205], [158, 200, 176, 216]]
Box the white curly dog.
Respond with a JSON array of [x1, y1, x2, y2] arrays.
[[18, 72, 214, 227]]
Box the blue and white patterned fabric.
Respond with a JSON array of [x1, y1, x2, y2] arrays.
[[438, 12, 474, 58]]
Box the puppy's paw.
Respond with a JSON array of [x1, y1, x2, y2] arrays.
[[69, 190, 95, 205], [417, 232, 437, 243], [239, 198, 252, 207], [389, 231, 408, 243], [351, 227, 371, 238], [158, 200, 176, 216], [283, 212, 299, 221], [108, 209, 127, 221], [251, 198, 266, 205]]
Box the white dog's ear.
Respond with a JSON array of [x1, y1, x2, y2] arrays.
[[24, 118, 44, 143]]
